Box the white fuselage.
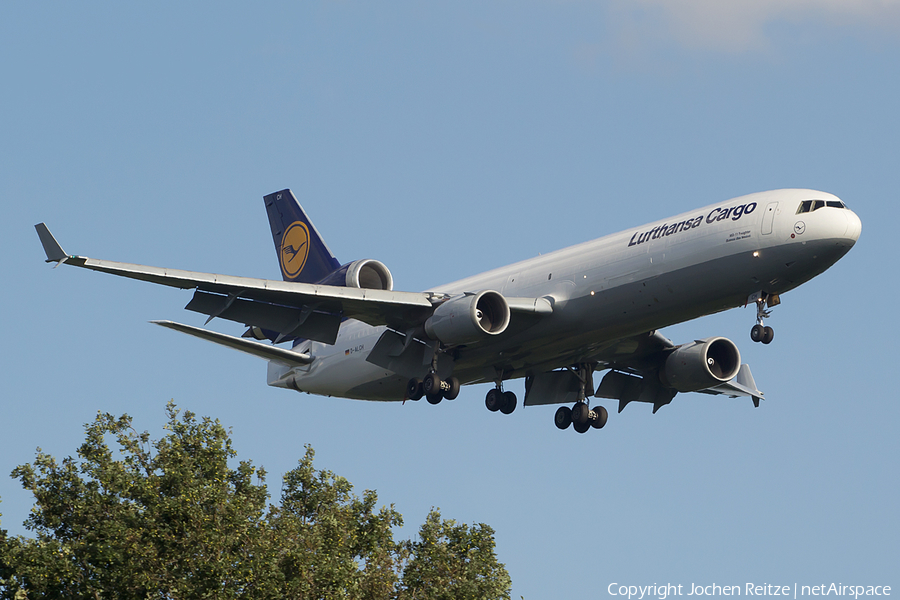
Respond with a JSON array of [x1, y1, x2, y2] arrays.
[[268, 189, 861, 401]]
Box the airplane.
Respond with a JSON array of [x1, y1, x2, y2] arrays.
[[35, 188, 861, 433]]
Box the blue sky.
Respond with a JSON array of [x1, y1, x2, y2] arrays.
[[2, 2, 898, 597]]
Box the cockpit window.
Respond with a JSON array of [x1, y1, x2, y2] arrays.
[[797, 199, 848, 214]]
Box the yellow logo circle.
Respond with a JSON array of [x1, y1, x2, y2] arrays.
[[280, 221, 310, 279]]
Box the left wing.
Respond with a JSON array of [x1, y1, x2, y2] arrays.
[[592, 330, 764, 411], [699, 364, 764, 407]]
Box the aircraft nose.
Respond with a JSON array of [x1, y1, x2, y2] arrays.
[[844, 209, 862, 243]]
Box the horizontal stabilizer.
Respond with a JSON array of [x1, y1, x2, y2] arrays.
[[151, 320, 313, 366]]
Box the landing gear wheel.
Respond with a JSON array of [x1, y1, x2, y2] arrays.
[[423, 373, 442, 396], [571, 402, 590, 426], [573, 420, 591, 434], [500, 391, 517, 415], [554, 406, 572, 430], [750, 324, 764, 343], [761, 326, 774, 345], [485, 388, 503, 412], [406, 378, 424, 401], [590, 405, 608, 429], [444, 377, 460, 400], [423, 373, 443, 404]]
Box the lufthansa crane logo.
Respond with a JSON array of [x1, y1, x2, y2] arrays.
[[280, 221, 310, 279]]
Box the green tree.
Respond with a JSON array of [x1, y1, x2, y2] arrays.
[[399, 510, 511, 600], [0, 403, 511, 600], [271, 446, 403, 599], [2, 403, 270, 599]]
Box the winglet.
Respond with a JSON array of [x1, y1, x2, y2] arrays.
[[34, 223, 69, 264]]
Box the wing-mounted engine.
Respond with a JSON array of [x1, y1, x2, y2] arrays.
[[424, 290, 510, 346], [592, 334, 754, 414], [659, 337, 742, 392], [316, 259, 394, 290]]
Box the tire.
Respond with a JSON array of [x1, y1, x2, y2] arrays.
[[590, 405, 608, 429], [762, 326, 774, 345], [406, 378, 424, 401], [426, 392, 443, 405], [554, 406, 572, 430], [500, 391, 517, 415], [423, 373, 442, 396], [750, 324, 764, 343], [485, 388, 502, 412], [572, 402, 590, 426], [573, 420, 591, 434], [444, 377, 460, 400]]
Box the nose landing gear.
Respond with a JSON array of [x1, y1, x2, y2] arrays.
[[749, 292, 778, 345]]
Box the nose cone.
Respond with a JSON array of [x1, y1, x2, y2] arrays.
[[844, 209, 862, 243]]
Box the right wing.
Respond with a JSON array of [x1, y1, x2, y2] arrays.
[[35, 223, 434, 342], [35, 224, 551, 345]]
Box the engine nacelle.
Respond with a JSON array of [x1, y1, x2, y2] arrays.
[[317, 259, 394, 290], [660, 337, 741, 393], [424, 290, 510, 346]]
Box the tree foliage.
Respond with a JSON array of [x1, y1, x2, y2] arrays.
[[401, 511, 511, 600], [0, 403, 510, 600]]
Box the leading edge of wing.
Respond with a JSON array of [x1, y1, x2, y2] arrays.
[[70, 255, 435, 307], [151, 320, 314, 366]]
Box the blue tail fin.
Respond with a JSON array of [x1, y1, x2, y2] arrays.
[[264, 189, 341, 283]]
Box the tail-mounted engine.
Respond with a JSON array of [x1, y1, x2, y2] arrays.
[[659, 337, 741, 392], [424, 290, 510, 346], [316, 259, 394, 290]]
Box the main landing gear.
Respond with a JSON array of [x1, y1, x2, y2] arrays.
[[554, 403, 608, 433], [407, 373, 460, 404], [552, 362, 607, 434], [406, 341, 460, 405], [485, 386, 517, 415], [749, 292, 779, 345]]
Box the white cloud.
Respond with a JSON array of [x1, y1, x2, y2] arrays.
[[605, 0, 900, 53]]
